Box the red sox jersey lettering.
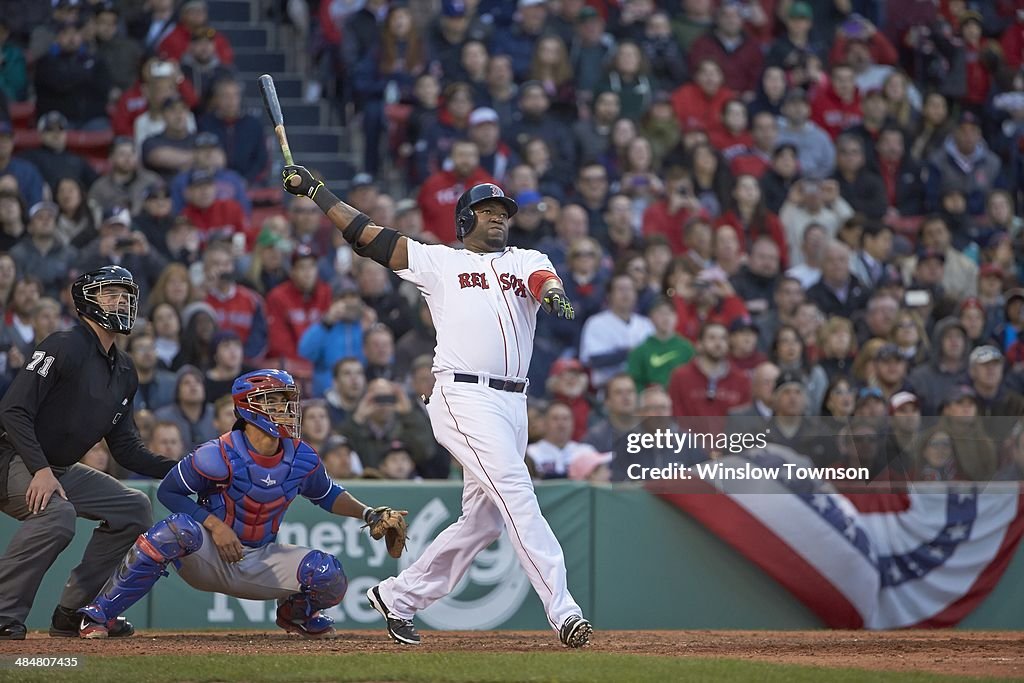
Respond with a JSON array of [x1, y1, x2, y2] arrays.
[[458, 273, 490, 289]]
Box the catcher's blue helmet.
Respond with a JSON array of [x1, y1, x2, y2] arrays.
[[232, 369, 301, 439]]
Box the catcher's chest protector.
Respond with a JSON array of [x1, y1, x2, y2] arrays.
[[202, 431, 320, 546]]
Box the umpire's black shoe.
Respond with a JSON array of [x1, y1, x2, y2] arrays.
[[366, 585, 420, 645], [0, 620, 26, 640], [49, 605, 134, 638], [559, 615, 592, 648]]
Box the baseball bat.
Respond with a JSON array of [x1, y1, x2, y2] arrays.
[[258, 74, 294, 167]]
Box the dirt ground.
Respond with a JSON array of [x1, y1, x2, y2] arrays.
[[3, 630, 1022, 679]]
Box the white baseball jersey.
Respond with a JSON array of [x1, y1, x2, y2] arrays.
[[396, 240, 559, 379]]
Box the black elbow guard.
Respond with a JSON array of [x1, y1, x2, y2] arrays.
[[353, 227, 401, 267]]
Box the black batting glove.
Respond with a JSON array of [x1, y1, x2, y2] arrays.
[[542, 290, 575, 319], [282, 165, 323, 199]]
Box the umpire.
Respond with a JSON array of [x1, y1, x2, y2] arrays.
[[0, 266, 176, 640]]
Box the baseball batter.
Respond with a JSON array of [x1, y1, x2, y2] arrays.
[[76, 369, 407, 638], [282, 166, 592, 648]]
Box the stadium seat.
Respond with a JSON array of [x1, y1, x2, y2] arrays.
[[9, 101, 35, 130], [67, 130, 115, 160], [248, 186, 283, 207], [13, 130, 41, 151]]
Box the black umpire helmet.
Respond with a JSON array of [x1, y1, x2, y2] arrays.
[[455, 183, 518, 241], [72, 265, 139, 335]]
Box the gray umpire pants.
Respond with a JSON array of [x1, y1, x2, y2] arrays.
[[0, 455, 152, 624]]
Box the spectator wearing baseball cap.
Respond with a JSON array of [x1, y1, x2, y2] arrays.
[[88, 137, 163, 216], [967, 346, 1024, 428], [468, 107, 517, 184], [873, 343, 911, 401], [74, 205, 168, 304], [169, 132, 251, 217], [33, 18, 112, 130], [567, 449, 613, 483], [925, 108, 1002, 216], [546, 358, 592, 442], [764, 370, 831, 464], [142, 96, 198, 181], [181, 168, 248, 248], [885, 391, 922, 475], [265, 245, 332, 364], [0, 121, 47, 208], [958, 297, 990, 349], [157, 0, 234, 66], [20, 111, 98, 192], [9, 200, 78, 299], [321, 434, 365, 480], [764, 2, 821, 73], [527, 401, 601, 479], [181, 25, 234, 103]]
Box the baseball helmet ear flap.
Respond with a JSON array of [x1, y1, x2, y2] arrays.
[[456, 205, 477, 241]]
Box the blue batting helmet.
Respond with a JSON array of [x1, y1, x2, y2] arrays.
[[232, 369, 302, 439]]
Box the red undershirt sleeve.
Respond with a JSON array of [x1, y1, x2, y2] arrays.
[[528, 270, 561, 302]]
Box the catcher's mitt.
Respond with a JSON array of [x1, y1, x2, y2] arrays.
[[363, 506, 408, 558]]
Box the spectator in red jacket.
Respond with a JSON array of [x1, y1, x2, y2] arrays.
[[811, 63, 863, 140], [715, 174, 788, 267], [687, 2, 763, 95], [668, 321, 751, 434], [416, 139, 498, 244], [202, 241, 267, 362], [181, 169, 248, 247], [1001, 10, 1024, 71], [158, 0, 234, 65], [729, 111, 779, 178], [708, 99, 753, 159], [642, 167, 704, 255], [673, 265, 750, 341], [265, 245, 332, 362], [671, 59, 735, 141]]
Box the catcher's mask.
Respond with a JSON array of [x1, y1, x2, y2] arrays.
[[454, 183, 518, 241], [71, 265, 139, 335], [232, 369, 302, 439]]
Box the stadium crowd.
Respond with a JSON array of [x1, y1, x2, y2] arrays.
[[1, 0, 1024, 485]]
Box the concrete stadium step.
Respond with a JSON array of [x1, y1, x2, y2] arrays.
[[301, 154, 356, 186], [218, 26, 270, 49], [207, 0, 251, 23], [241, 96, 322, 127], [237, 73, 302, 99], [284, 128, 344, 152], [233, 48, 287, 75]]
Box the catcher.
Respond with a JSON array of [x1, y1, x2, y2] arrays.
[[76, 369, 407, 639]]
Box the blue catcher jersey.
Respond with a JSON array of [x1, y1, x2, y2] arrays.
[[176, 430, 343, 547]]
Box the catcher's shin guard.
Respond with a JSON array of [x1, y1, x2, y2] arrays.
[[276, 550, 347, 637], [80, 513, 203, 624]]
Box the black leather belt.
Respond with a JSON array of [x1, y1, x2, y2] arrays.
[[454, 373, 527, 393]]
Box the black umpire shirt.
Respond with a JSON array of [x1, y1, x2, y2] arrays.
[[0, 323, 175, 490]]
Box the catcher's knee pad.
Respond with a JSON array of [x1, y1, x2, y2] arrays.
[[82, 514, 203, 624], [142, 513, 204, 560], [297, 550, 347, 609]]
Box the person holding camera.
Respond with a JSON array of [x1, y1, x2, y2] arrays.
[[339, 378, 431, 470], [75, 207, 168, 304]]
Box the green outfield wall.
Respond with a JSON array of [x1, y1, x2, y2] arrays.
[[3, 481, 1022, 630]]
